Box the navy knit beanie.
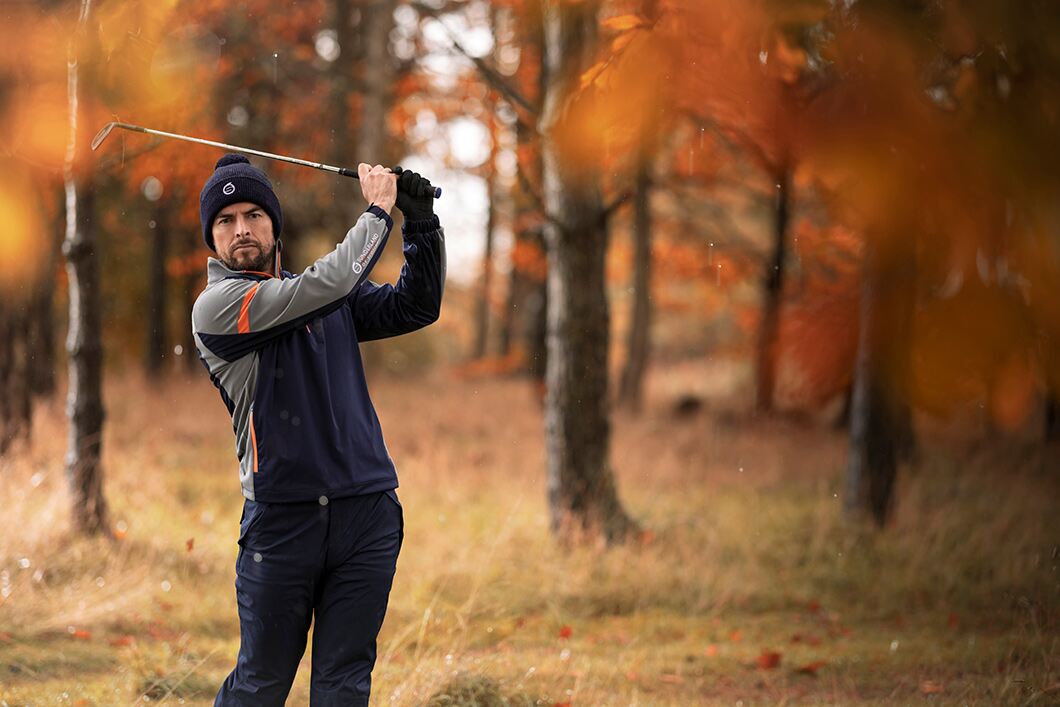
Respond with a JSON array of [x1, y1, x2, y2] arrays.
[[199, 154, 283, 251]]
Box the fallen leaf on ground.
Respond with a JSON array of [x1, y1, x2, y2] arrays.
[[70, 629, 92, 640], [757, 650, 782, 669], [729, 629, 742, 642], [186, 538, 195, 552], [796, 660, 826, 675], [109, 635, 135, 647], [558, 625, 572, 640], [705, 643, 719, 657], [920, 680, 944, 694]]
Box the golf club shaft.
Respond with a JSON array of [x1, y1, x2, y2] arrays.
[[92, 122, 442, 198]]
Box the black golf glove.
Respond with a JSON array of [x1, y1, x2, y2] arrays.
[[395, 169, 436, 222]]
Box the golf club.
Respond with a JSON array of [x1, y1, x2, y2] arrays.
[[91, 121, 443, 199]]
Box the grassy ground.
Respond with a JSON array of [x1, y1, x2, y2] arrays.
[[0, 365, 1057, 706]]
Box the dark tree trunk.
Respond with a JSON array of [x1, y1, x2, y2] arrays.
[[0, 304, 30, 456], [63, 2, 109, 535], [182, 219, 200, 373], [617, 153, 653, 412], [146, 202, 169, 378], [754, 166, 791, 414], [541, 0, 636, 544], [526, 231, 548, 384], [1046, 395, 1060, 443], [845, 239, 915, 527], [29, 272, 56, 397], [357, 0, 395, 164], [354, 0, 395, 375], [330, 0, 357, 225], [473, 101, 500, 359]]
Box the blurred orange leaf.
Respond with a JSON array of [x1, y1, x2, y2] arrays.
[[602, 14, 646, 32], [705, 643, 719, 657], [559, 625, 573, 639], [71, 629, 92, 640], [186, 537, 195, 552], [756, 650, 782, 669], [109, 635, 135, 647]]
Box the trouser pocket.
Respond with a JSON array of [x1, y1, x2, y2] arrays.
[[382, 489, 404, 552], [237, 499, 268, 548]]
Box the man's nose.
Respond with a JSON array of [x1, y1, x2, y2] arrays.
[[234, 216, 252, 235]]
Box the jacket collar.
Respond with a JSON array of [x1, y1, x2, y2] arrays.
[[206, 258, 281, 284]]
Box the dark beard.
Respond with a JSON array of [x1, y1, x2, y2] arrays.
[[222, 242, 276, 274]]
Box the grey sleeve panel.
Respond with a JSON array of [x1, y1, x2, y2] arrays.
[[193, 210, 390, 340], [193, 333, 261, 500]]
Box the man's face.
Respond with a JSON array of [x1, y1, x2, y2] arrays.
[[212, 202, 276, 273]]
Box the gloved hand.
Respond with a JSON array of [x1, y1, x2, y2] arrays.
[[395, 169, 436, 222]]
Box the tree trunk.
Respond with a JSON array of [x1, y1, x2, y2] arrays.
[[617, 152, 652, 412], [182, 210, 200, 373], [357, 0, 394, 165], [29, 271, 57, 397], [63, 0, 109, 535], [1046, 395, 1060, 443], [145, 201, 168, 378], [540, 0, 636, 544], [355, 0, 395, 374], [754, 166, 791, 414], [845, 239, 915, 528], [330, 0, 357, 225], [0, 304, 30, 456], [473, 98, 501, 360]]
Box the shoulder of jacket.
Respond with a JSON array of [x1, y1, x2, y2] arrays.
[[192, 278, 254, 323]]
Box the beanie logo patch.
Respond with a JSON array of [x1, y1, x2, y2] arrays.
[[222, 182, 236, 195]]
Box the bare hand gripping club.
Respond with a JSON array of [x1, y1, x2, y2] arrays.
[[91, 121, 443, 199]]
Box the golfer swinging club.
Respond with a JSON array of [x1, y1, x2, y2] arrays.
[[192, 154, 445, 705]]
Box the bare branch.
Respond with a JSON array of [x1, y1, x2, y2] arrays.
[[410, 0, 539, 127]]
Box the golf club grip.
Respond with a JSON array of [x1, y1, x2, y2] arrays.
[[337, 166, 443, 199]]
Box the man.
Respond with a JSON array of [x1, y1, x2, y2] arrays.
[[191, 153, 445, 705]]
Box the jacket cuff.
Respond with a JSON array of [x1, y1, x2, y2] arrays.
[[402, 214, 441, 235], [366, 205, 393, 232]]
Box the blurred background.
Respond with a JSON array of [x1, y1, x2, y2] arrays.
[[0, 0, 1057, 705]]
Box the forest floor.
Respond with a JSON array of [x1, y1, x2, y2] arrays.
[[0, 363, 1057, 706]]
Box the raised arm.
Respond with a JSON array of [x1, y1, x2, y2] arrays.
[[350, 215, 446, 341], [194, 207, 393, 362]]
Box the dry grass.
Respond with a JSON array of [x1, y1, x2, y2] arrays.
[[0, 362, 1057, 706]]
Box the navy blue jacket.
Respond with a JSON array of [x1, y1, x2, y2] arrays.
[[192, 208, 445, 502]]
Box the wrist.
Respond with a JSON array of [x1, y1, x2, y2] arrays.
[[370, 201, 394, 215]]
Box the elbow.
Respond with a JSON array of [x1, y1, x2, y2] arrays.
[[419, 304, 441, 328]]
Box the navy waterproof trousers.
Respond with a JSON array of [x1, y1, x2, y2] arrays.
[[214, 489, 403, 706]]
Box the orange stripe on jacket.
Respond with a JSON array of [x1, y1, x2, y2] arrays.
[[237, 284, 260, 334], [249, 410, 259, 473]]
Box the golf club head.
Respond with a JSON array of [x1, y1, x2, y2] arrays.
[[91, 122, 118, 151]]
